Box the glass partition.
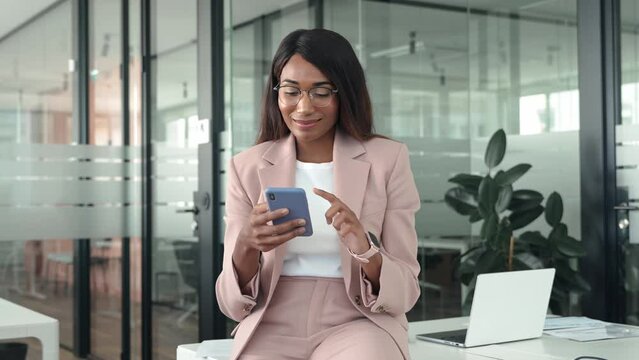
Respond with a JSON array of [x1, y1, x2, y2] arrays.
[[0, 1, 76, 355], [149, 1, 200, 358], [620, 0, 639, 325], [89, 0, 124, 358]]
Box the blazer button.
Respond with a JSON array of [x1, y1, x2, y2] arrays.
[[243, 304, 252, 313], [354, 295, 362, 306], [377, 305, 386, 313]]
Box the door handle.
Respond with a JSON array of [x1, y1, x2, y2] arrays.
[[176, 206, 199, 215], [614, 203, 636, 230], [613, 205, 639, 211]]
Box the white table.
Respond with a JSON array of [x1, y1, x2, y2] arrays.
[[177, 316, 639, 360], [0, 297, 59, 360]]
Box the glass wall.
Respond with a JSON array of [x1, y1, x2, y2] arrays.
[[0, 0, 144, 358], [229, 0, 581, 320], [149, 1, 201, 358], [128, 0, 144, 357], [89, 0, 123, 358], [620, 0, 639, 326], [0, 1, 76, 357], [468, 0, 580, 313], [230, 0, 315, 152]]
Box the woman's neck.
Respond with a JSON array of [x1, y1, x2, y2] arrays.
[[295, 134, 334, 163]]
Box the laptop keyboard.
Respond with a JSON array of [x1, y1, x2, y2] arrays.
[[440, 332, 467, 343]]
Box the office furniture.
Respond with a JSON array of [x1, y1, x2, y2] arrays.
[[177, 316, 639, 360], [45, 252, 73, 294], [0, 342, 28, 360], [173, 240, 199, 327], [0, 297, 59, 360]]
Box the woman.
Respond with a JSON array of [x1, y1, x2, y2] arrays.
[[216, 29, 421, 360]]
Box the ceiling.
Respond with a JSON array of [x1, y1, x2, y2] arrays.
[[0, 0, 58, 40]]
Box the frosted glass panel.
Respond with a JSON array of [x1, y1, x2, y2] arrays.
[[616, 123, 639, 246], [0, 143, 197, 240]]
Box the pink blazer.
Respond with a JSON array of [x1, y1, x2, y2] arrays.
[[215, 129, 421, 359]]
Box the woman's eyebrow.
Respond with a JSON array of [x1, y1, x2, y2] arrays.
[[280, 79, 332, 86]]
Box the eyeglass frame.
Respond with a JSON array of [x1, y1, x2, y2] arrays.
[[273, 84, 339, 107]]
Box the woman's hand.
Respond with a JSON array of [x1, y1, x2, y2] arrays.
[[313, 188, 370, 254], [236, 203, 307, 254], [233, 203, 306, 287]]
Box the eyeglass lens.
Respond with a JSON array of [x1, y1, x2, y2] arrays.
[[277, 86, 334, 107]]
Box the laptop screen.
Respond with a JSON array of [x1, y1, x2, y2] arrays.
[[416, 268, 555, 348]]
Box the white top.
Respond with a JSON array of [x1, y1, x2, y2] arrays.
[[281, 160, 343, 278]]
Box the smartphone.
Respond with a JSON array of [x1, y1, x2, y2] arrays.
[[264, 187, 313, 236]]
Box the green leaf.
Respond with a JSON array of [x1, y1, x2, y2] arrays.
[[469, 209, 483, 223], [475, 250, 501, 274], [509, 205, 544, 230], [459, 245, 482, 259], [482, 214, 499, 244], [545, 192, 564, 227], [459, 253, 480, 285], [518, 231, 547, 247], [511, 189, 544, 202], [495, 164, 532, 186], [556, 236, 586, 257], [514, 252, 544, 269], [494, 184, 513, 213], [549, 223, 568, 243], [508, 197, 544, 213], [445, 187, 477, 216], [478, 176, 498, 218], [511, 256, 533, 271], [484, 129, 507, 169], [449, 174, 483, 194]]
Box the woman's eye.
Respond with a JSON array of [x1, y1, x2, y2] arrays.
[[284, 90, 300, 96], [312, 89, 331, 97]]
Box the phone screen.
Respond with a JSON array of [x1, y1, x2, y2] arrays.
[[264, 187, 313, 236]]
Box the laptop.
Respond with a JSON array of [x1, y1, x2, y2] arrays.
[[416, 268, 555, 348]]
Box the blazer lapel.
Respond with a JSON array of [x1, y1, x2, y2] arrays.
[[333, 129, 370, 292], [257, 134, 296, 299]]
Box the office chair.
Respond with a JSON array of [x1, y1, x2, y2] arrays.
[[172, 240, 199, 328]]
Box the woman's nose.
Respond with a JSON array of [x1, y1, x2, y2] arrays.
[[296, 91, 313, 113]]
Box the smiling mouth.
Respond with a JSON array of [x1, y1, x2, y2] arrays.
[[293, 119, 320, 126]]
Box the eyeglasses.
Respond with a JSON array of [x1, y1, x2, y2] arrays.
[[273, 84, 338, 107]]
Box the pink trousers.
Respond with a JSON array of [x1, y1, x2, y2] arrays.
[[238, 276, 403, 360]]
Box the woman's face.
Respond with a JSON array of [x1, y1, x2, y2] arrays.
[[277, 54, 339, 147]]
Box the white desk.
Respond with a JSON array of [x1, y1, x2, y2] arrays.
[[0, 297, 59, 360], [177, 316, 638, 360]]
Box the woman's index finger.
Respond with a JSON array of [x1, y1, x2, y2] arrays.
[[313, 187, 336, 202]]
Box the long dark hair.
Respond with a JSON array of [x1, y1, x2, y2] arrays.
[[256, 29, 375, 144]]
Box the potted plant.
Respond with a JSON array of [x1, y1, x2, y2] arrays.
[[444, 129, 590, 315]]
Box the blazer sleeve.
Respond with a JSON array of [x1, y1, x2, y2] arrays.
[[359, 143, 421, 317], [215, 156, 261, 322]]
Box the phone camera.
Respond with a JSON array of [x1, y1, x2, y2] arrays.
[[268, 193, 275, 200]]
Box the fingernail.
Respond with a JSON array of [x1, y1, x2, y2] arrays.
[[297, 227, 306, 234], [298, 219, 306, 225], [280, 208, 289, 214]]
